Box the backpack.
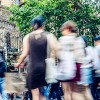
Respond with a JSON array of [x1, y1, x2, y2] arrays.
[[0, 51, 6, 73]]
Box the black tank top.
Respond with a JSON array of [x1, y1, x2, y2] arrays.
[[28, 32, 47, 72]]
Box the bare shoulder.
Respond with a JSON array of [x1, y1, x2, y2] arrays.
[[47, 33, 57, 40], [47, 33, 55, 37], [23, 34, 30, 41]]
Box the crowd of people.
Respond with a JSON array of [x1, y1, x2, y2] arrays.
[[0, 15, 100, 100]]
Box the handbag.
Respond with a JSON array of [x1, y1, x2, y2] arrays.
[[45, 35, 58, 84], [56, 36, 82, 81], [56, 52, 77, 81], [5, 68, 27, 93]]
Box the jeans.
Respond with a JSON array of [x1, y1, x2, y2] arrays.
[[89, 70, 100, 100], [78, 67, 93, 85], [0, 78, 8, 100]]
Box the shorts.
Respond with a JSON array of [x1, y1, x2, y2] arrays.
[[78, 67, 93, 84]]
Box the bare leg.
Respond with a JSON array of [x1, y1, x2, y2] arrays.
[[71, 84, 85, 100], [39, 94, 47, 100], [84, 86, 93, 100], [31, 88, 39, 100], [71, 84, 93, 100], [62, 82, 72, 100], [39, 87, 47, 100]]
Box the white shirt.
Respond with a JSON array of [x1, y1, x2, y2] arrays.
[[59, 34, 85, 63], [81, 46, 100, 69], [95, 45, 100, 57]]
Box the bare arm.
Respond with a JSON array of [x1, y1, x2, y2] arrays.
[[47, 34, 60, 58], [15, 34, 30, 67]]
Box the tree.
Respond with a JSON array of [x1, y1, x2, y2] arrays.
[[82, 0, 100, 9], [9, 0, 100, 45]]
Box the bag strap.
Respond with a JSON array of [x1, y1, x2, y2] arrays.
[[47, 35, 51, 58]]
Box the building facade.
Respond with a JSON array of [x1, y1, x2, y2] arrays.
[[0, 5, 23, 53], [1, 0, 24, 7]]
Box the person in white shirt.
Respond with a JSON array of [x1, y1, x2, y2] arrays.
[[91, 36, 100, 100], [78, 36, 100, 100], [79, 36, 100, 85], [77, 36, 100, 100], [58, 21, 86, 100], [94, 36, 100, 57]]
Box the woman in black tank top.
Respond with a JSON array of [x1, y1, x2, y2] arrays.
[[15, 16, 59, 100]]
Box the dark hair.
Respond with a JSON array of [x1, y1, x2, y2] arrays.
[[30, 16, 45, 30], [94, 36, 100, 42], [60, 20, 78, 33]]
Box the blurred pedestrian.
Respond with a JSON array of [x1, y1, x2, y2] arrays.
[[90, 36, 100, 100], [0, 50, 9, 100], [78, 35, 98, 100], [94, 36, 100, 59], [14, 15, 59, 100], [59, 20, 86, 100]]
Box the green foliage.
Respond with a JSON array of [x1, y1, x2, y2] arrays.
[[9, 0, 100, 45]]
